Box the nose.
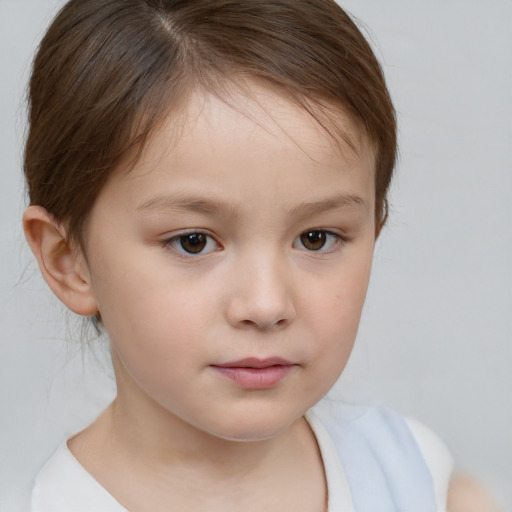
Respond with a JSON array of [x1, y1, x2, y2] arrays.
[[225, 252, 296, 331]]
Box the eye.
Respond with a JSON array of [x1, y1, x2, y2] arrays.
[[167, 232, 220, 255], [293, 230, 341, 252]]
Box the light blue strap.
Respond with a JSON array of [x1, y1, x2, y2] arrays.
[[315, 403, 437, 512]]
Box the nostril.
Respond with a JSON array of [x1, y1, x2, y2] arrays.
[[238, 317, 288, 330], [225, 287, 296, 330]]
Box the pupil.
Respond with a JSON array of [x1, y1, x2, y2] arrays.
[[301, 231, 326, 250], [180, 233, 206, 253]]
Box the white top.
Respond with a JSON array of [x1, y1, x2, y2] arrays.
[[31, 414, 453, 512]]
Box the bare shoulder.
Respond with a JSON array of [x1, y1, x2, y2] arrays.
[[447, 474, 500, 512]]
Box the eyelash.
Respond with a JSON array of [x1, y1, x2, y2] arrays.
[[162, 229, 347, 257], [163, 231, 221, 257], [292, 230, 346, 253]]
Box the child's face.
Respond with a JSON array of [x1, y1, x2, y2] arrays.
[[83, 83, 376, 441]]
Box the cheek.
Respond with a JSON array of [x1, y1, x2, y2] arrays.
[[303, 254, 373, 364], [102, 286, 200, 351], [96, 266, 218, 369], [103, 293, 204, 406]]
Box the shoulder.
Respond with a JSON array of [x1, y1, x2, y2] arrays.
[[31, 441, 127, 512], [311, 402, 453, 512], [405, 416, 454, 512]]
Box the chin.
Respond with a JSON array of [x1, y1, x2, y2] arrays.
[[199, 406, 305, 443], [212, 424, 291, 443]]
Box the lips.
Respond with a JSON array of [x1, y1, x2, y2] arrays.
[[211, 357, 296, 389]]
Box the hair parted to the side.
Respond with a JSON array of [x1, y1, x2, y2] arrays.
[[24, 0, 396, 248]]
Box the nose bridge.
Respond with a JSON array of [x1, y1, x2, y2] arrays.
[[226, 243, 296, 330]]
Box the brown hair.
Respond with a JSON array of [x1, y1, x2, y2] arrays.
[[24, 0, 396, 247]]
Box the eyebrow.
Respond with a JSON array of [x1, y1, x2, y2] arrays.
[[136, 192, 368, 217], [136, 194, 241, 217], [289, 194, 369, 218]]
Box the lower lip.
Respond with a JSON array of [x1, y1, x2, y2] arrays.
[[212, 365, 295, 389]]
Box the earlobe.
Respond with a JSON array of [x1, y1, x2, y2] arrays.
[[23, 205, 98, 316]]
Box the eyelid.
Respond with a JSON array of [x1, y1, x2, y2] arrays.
[[162, 229, 222, 257], [159, 228, 347, 257], [293, 229, 348, 253]]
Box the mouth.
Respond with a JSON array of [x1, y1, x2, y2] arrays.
[[210, 358, 297, 389]]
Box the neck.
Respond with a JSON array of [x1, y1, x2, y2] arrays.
[[106, 353, 308, 480], [67, 357, 326, 512]]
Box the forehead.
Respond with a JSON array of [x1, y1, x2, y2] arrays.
[[84, 79, 377, 252], [105, 81, 377, 219], [130, 80, 375, 178]]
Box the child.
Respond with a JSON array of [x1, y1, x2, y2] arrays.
[[23, 1, 454, 510]]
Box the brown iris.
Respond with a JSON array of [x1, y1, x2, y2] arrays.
[[300, 231, 327, 251], [179, 233, 207, 254]]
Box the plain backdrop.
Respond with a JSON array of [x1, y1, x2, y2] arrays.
[[1, 1, 511, 510]]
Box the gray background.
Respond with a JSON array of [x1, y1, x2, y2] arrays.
[[1, 1, 511, 510]]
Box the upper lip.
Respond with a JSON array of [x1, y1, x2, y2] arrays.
[[212, 357, 295, 369]]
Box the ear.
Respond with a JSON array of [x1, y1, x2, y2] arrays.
[[23, 205, 98, 316]]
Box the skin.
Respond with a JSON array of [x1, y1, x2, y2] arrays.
[[24, 83, 378, 511], [447, 475, 500, 512]]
